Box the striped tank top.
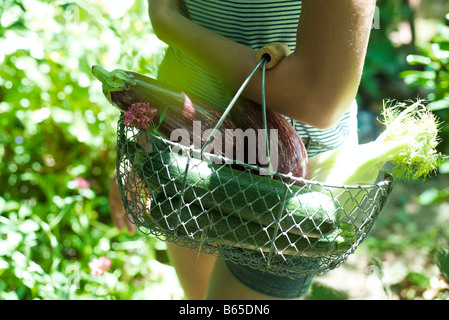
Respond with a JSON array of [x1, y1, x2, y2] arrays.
[[157, 0, 359, 157]]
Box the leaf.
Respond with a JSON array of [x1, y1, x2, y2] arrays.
[[307, 282, 348, 300], [437, 23, 449, 41], [399, 70, 437, 88], [406, 54, 432, 66], [436, 248, 449, 284], [417, 188, 440, 206], [439, 158, 449, 174], [17, 219, 40, 234], [427, 98, 449, 111], [155, 106, 168, 131]]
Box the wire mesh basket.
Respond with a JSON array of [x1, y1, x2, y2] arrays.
[[116, 123, 393, 279], [115, 46, 394, 278]]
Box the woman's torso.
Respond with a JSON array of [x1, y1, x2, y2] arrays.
[[157, 0, 358, 157]]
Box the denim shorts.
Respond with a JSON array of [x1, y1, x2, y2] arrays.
[[224, 259, 315, 299]]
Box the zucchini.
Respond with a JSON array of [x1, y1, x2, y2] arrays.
[[135, 149, 341, 237], [149, 194, 355, 257]]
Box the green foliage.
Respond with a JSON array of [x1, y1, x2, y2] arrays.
[[400, 14, 449, 156], [417, 187, 449, 205], [359, 0, 417, 108], [399, 5, 449, 222], [437, 248, 449, 284], [306, 282, 348, 300], [0, 0, 179, 299], [361, 173, 449, 300]]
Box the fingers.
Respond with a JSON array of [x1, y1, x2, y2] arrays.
[[109, 173, 138, 234], [110, 194, 137, 235], [124, 215, 137, 235], [110, 133, 153, 235]]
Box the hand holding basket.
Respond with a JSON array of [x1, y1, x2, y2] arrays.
[[93, 43, 394, 278]]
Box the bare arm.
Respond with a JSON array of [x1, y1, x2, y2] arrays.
[[149, 0, 376, 129]]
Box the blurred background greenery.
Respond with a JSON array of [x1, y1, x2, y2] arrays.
[[0, 0, 448, 300]]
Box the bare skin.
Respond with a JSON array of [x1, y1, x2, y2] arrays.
[[109, 0, 377, 300], [108, 174, 136, 234]]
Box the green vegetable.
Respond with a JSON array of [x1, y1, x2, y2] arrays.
[[308, 100, 445, 186], [307, 100, 446, 216], [134, 148, 341, 237], [149, 194, 355, 257]]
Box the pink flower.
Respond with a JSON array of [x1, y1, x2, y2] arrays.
[[123, 102, 158, 130], [89, 256, 112, 276], [73, 177, 90, 189]]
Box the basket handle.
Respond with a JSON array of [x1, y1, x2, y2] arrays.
[[257, 43, 291, 174], [255, 43, 291, 70], [200, 43, 290, 166]]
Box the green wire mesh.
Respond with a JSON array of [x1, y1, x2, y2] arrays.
[[114, 57, 393, 278], [116, 124, 393, 278]]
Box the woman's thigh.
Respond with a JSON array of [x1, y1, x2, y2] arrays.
[[205, 259, 310, 300], [166, 243, 217, 300]]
